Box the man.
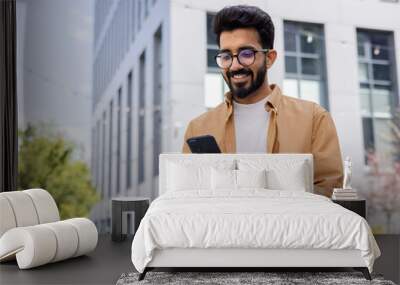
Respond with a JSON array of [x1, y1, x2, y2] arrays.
[[182, 5, 343, 197]]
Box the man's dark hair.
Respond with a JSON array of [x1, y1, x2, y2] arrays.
[[213, 5, 274, 49]]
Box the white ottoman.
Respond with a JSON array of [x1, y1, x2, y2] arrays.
[[0, 189, 98, 269]]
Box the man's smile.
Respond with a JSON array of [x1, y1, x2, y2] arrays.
[[229, 69, 252, 85], [231, 73, 250, 83]]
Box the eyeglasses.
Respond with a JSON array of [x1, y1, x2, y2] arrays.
[[215, 48, 269, 69]]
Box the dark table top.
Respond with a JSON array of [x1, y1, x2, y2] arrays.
[[112, 197, 149, 202]]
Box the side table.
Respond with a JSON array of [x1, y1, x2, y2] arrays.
[[111, 197, 150, 242], [332, 199, 366, 219]]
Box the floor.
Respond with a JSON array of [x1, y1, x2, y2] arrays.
[[0, 235, 398, 285], [374, 234, 400, 284], [0, 235, 134, 285]]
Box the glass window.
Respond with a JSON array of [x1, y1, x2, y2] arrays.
[[205, 13, 227, 107], [131, 0, 136, 41], [126, 71, 133, 189], [138, 115, 145, 184], [283, 21, 327, 109], [101, 112, 106, 198], [370, 33, 389, 47], [372, 85, 392, 115], [138, 0, 142, 30], [371, 45, 389, 60], [362, 117, 374, 151], [116, 88, 122, 194], [285, 56, 297, 74], [358, 63, 369, 82], [360, 83, 371, 116], [206, 13, 219, 70], [373, 64, 391, 81], [301, 57, 319, 75], [108, 100, 113, 198], [207, 14, 217, 45], [207, 49, 219, 69], [96, 120, 101, 188], [357, 29, 397, 166], [357, 33, 368, 46], [300, 32, 319, 54], [153, 27, 162, 178], [284, 31, 296, 52], [145, 0, 149, 18], [138, 51, 145, 184], [282, 79, 299, 99], [300, 80, 320, 104], [373, 118, 395, 160], [358, 44, 365, 58]]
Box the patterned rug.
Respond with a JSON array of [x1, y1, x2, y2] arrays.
[[116, 271, 396, 285]]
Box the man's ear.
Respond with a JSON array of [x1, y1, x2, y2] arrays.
[[266, 49, 277, 69]]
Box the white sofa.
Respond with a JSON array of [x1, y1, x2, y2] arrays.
[[0, 189, 98, 269]]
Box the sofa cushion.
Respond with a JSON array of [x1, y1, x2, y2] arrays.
[[0, 191, 39, 228], [0, 218, 98, 269], [0, 189, 60, 238], [0, 196, 17, 237], [24, 189, 60, 224]]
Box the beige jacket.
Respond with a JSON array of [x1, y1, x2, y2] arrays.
[[182, 84, 343, 197]]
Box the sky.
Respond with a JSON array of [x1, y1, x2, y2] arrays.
[[17, 0, 94, 162]]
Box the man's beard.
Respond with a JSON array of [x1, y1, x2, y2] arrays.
[[225, 64, 267, 99]]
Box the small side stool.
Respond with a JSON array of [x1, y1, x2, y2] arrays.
[[332, 199, 366, 219], [111, 197, 149, 242]]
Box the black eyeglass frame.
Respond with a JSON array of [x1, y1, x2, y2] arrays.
[[214, 48, 270, 69]]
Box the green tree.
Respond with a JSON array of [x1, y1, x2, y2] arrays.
[[18, 124, 99, 219]]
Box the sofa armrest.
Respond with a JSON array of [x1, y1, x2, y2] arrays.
[[0, 218, 98, 269]]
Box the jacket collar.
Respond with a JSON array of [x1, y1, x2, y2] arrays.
[[223, 84, 282, 121]]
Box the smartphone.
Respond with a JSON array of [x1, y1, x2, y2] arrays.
[[186, 135, 221, 153]]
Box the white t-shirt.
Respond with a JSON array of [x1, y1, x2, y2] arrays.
[[233, 96, 270, 153]]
